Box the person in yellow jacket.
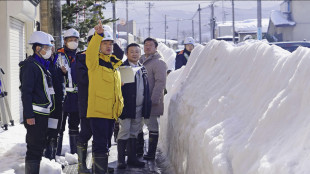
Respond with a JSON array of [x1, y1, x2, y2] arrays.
[[86, 20, 123, 173]]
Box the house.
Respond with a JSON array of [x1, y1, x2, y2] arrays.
[[216, 19, 269, 42], [0, 1, 40, 124], [267, 0, 310, 42]]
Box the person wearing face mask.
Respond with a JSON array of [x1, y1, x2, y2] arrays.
[[42, 34, 65, 160], [19, 31, 55, 174], [86, 20, 123, 173], [56, 28, 80, 156]]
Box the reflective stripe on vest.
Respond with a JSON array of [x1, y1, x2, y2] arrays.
[[60, 53, 78, 93], [66, 86, 78, 92], [32, 63, 54, 114]]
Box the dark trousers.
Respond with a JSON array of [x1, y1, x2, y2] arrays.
[[78, 117, 92, 144], [90, 118, 115, 154], [24, 114, 48, 161], [59, 112, 80, 135]]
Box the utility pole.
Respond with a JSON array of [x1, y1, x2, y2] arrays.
[[112, 1, 116, 40], [257, 0, 262, 40], [177, 19, 180, 44], [210, 2, 215, 40], [192, 19, 194, 38], [165, 15, 167, 44], [53, 0, 62, 49], [232, 0, 236, 44], [146, 2, 153, 37], [126, 0, 129, 45], [198, 4, 202, 44]]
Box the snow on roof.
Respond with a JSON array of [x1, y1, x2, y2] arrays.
[[156, 38, 178, 45], [270, 10, 296, 26], [218, 19, 269, 33]]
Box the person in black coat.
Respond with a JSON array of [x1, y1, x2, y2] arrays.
[[117, 43, 152, 169], [19, 31, 55, 174], [175, 37, 195, 70]]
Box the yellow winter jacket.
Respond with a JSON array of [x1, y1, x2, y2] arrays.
[[85, 32, 123, 119]]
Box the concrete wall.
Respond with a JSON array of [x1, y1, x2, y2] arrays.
[[290, 1, 310, 41]]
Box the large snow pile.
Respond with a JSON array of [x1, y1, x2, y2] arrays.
[[157, 42, 176, 71], [0, 124, 75, 174], [159, 40, 310, 174]]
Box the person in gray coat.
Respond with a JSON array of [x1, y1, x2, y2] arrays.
[[139, 37, 168, 160]]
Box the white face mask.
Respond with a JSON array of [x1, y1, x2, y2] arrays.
[[67, 41, 78, 50], [42, 49, 52, 59]]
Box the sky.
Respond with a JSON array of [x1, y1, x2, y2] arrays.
[[101, 0, 282, 41]]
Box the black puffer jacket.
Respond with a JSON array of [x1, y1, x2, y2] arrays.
[[19, 56, 53, 119], [76, 51, 88, 118]]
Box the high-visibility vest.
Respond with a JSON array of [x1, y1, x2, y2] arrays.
[[57, 50, 78, 93], [32, 62, 55, 115]]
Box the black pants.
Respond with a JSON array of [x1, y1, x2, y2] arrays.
[[90, 118, 115, 154], [24, 114, 48, 161], [78, 117, 92, 144], [59, 112, 80, 135]]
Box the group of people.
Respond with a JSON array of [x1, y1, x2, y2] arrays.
[[19, 20, 168, 174]]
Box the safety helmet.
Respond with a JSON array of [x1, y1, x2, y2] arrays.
[[64, 28, 80, 38], [87, 25, 113, 38], [184, 37, 195, 45], [28, 31, 53, 46], [87, 28, 95, 38], [47, 33, 55, 42], [103, 25, 113, 33], [102, 31, 114, 42]]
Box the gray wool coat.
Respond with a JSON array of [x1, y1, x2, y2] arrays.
[[140, 51, 168, 116]]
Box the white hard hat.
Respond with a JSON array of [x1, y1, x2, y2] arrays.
[[102, 31, 114, 41], [28, 31, 53, 46], [64, 28, 80, 38], [47, 33, 55, 42], [88, 25, 113, 38], [87, 28, 95, 38], [103, 25, 113, 33], [184, 37, 195, 45]]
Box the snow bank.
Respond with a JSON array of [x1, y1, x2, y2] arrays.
[[0, 124, 74, 174], [157, 42, 177, 71], [159, 39, 310, 174]]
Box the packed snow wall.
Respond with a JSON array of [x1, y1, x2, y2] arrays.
[[159, 40, 310, 174], [157, 43, 177, 71]]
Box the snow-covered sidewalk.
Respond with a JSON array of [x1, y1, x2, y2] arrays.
[[0, 123, 76, 174]]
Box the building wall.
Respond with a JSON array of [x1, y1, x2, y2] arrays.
[[290, 1, 310, 41], [117, 20, 136, 36], [0, 1, 39, 123]]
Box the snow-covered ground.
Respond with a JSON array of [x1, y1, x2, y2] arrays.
[[0, 123, 76, 174], [159, 40, 310, 174]]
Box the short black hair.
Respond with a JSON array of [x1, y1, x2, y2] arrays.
[[32, 43, 42, 53], [144, 37, 158, 48], [126, 43, 140, 54]]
